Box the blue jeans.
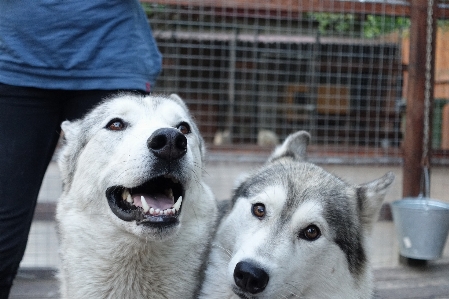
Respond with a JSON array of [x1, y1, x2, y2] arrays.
[[0, 83, 147, 298]]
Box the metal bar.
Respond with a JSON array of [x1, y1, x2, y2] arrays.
[[309, 31, 320, 138], [226, 30, 237, 140], [142, 0, 449, 19], [252, 30, 260, 141], [402, 0, 437, 198]]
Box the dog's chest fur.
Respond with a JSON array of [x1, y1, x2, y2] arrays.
[[58, 207, 209, 298]]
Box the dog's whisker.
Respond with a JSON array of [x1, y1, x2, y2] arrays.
[[275, 293, 290, 299], [200, 167, 211, 178], [184, 166, 202, 189], [192, 161, 208, 175], [211, 243, 233, 259], [282, 283, 303, 297], [270, 284, 302, 299]]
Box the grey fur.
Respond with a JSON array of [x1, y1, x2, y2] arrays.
[[200, 131, 394, 299]]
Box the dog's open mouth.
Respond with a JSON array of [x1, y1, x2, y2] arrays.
[[106, 175, 184, 226]]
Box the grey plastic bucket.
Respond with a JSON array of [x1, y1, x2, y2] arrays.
[[391, 198, 449, 260]]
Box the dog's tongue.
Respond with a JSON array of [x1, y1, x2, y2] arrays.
[[132, 193, 174, 210]]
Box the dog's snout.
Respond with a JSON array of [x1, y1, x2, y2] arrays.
[[234, 261, 269, 294], [147, 128, 187, 161]]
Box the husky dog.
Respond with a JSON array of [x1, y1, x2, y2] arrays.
[[56, 93, 217, 299], [200, 131, 394, 299]]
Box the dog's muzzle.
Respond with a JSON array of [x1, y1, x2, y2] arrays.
[[106, 176, 185, 226], [106, 127, 189, 226]]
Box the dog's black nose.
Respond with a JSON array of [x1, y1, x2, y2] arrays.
[[233, 261, 269, 294], [147, 128, 187, 161]]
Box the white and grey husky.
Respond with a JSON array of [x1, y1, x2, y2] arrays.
[[200, 131, 394, 299], [56, 93, 217, 299]]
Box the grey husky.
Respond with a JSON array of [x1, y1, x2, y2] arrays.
[[200, 131, 394, 299], [56, 93, 217, 299]]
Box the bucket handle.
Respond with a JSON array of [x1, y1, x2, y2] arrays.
[[419, 166, 430, 198]]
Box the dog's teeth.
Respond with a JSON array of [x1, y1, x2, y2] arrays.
[[163, 210, 168, 215], [122, 189, 130, 201], [171, 208, 176, 215], [173, 196, 183, 211], [149, 207, 154, 215], [126, 193, 133, 203], [155, 209, 160, 215], [141, 196, 149, 213], [166, 188, 174, 200]]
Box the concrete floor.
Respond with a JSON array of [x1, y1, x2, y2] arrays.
[[11, 157, 449, 298]]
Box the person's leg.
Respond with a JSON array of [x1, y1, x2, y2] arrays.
[[0, 84, 62, 299]]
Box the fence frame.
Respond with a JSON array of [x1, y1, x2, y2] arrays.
[[143, 0, 448, 197]]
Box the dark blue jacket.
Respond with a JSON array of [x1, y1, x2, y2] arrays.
[[0, 0, 162, 91]]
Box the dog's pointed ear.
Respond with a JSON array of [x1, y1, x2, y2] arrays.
[[61, 120, 80, 141], [59, 120, 83, 189], [267, 130, 310, 163], [357, 172, 395, 232]]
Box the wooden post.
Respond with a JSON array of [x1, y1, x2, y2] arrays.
[[402, 0, 437, 198], [442, 104, 449, 149]]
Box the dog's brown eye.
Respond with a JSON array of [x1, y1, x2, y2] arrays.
[[300, 225, 321, 241], [176, 122, 190, 135], [252, 203, 266, 218], [106, 118, 126, 131]]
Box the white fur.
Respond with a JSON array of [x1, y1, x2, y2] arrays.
[[56, 94, 217, 299], [200, 131, 394, 299]]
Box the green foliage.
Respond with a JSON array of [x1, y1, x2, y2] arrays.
[[437, 20, 449, 31], [309, 13, 410, 38], [310, 13, 357, 35], [363, 15, 410, 38]]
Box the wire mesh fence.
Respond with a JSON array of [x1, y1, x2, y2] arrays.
[[145, 0, 449, 164], [21, 0, 449, 269], [148, 1, 411, 163]]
